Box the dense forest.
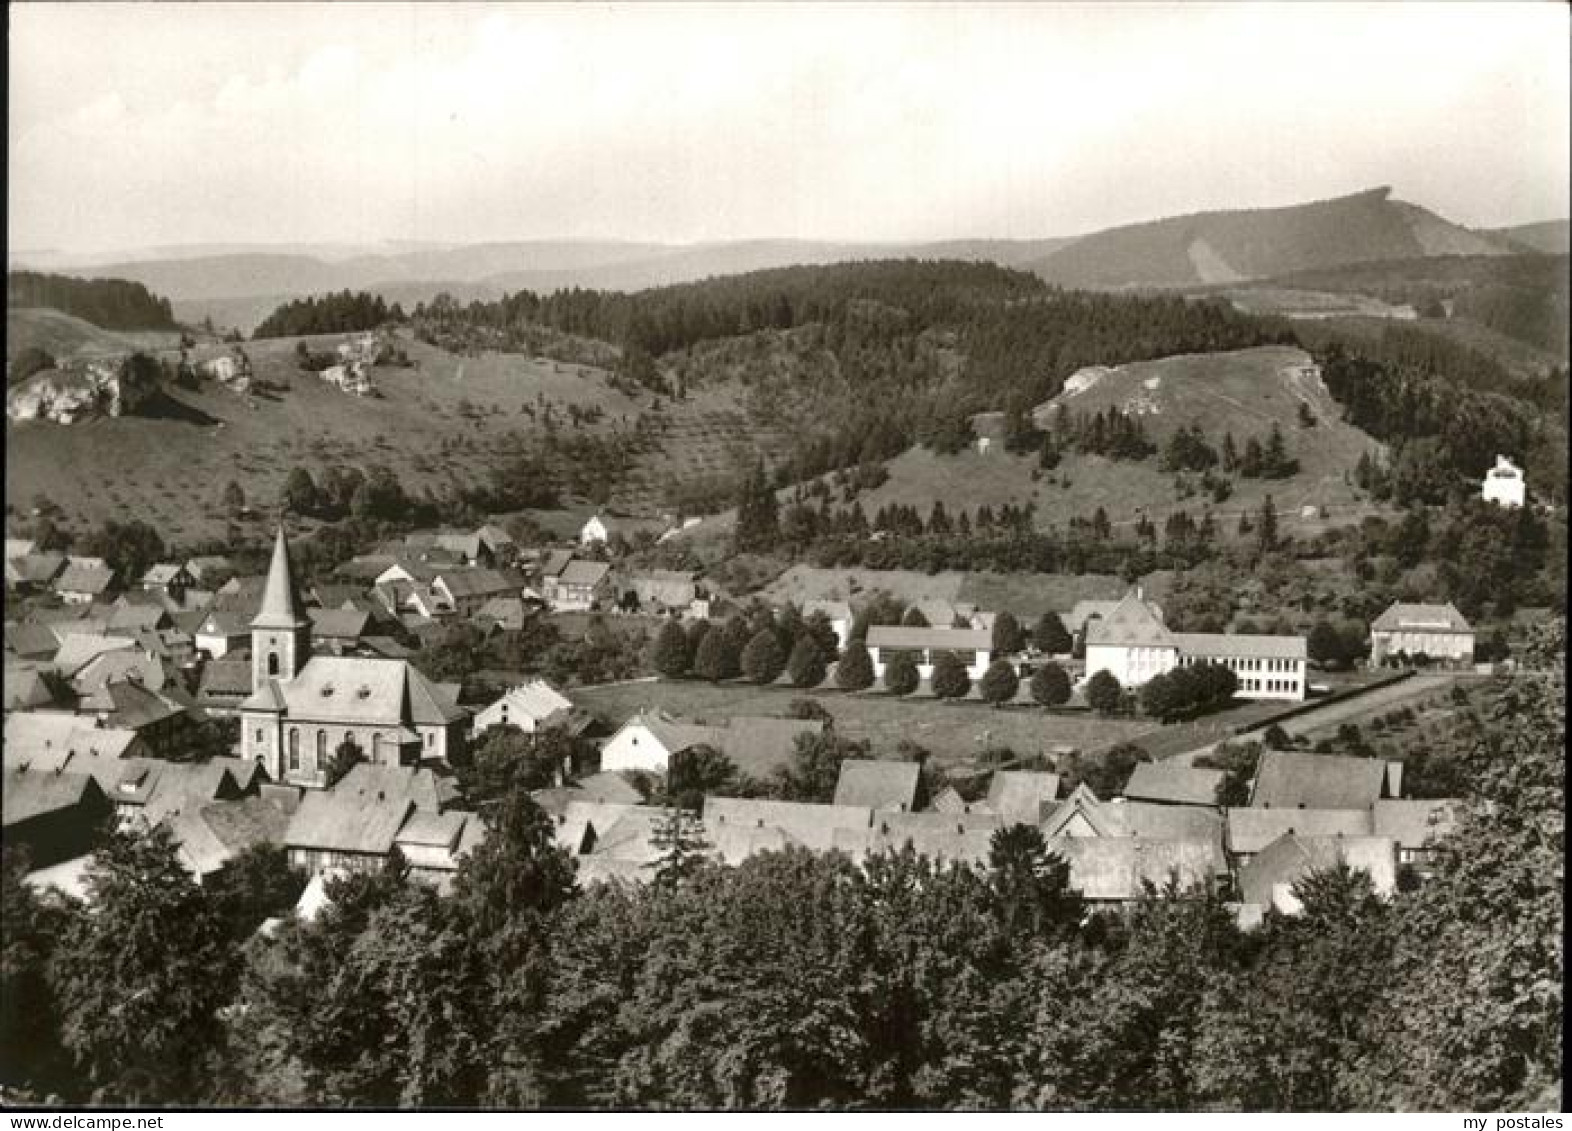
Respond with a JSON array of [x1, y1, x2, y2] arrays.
[[252, 291, 405, 340], [6, 271, 176, 331], [1, 625, 1560, 1109]]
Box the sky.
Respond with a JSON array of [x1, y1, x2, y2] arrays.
[[8, 2, 1570, 255]]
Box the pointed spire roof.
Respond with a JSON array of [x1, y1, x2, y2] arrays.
[[251, 525, 309, 630]]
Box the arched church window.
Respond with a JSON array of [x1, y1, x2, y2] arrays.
[[288, 729, 300, 770], [267, 652, 280, 676], [316, 729, 327, 764]]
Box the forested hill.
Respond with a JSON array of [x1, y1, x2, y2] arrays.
[[5, 270, 177, 331], [412, 259, 1295, 483], [1028, 187, 1519, 289]]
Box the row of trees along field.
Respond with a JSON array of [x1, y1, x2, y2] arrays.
[[0, 624, 1560, 1108], [6, 270, 177, 331]]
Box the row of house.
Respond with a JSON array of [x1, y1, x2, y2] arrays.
[[541, 749, 1458, 921]]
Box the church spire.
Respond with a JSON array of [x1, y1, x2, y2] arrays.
[[252, 524, 309, 630]]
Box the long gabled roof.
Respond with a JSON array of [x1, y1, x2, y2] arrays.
[[833, 759, 922, 812], [1174, 632, 1306, 660], [1226, 807, 1373, 855], [986, 770, 1062, 823], [1123, 762, 1226, 807], [702, 796, 873, 853], [1248, 751, 1391, 810], [865, 625, 992, 651], [3, 767, 106, 826], [1048, 836, 1228, 900], [54, 563, 116, 596], [273, 656, 467, 726]]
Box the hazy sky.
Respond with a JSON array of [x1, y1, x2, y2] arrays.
[[9, 2, 1569, 254]]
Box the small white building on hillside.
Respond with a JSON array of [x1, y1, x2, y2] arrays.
[[1481, 455, 1525, 508]]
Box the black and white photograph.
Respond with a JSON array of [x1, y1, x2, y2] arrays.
[[3, 1, 1567, 1115]]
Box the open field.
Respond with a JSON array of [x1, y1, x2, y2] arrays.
[[6, 319, 815, 544], [6, 332, 657, 543], [851, 346, 1388, 529], [7, 307, 184, 366], [571, 676, 1159, 770], [688, 346, 1397, 538]]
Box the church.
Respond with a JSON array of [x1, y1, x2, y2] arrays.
[[240, 527, 469, 788]]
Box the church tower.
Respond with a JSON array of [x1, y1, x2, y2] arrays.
[[250, 524, 312, 693]]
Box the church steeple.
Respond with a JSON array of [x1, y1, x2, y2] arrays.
[[251, 524, 312, 691], [253, 524, 309, 630]]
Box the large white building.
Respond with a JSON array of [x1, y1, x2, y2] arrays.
[[239, 528, 469, 787], [1481, 455, 1526, 508], [1369, 602, 1475, 667], [865, 625, 993, 681], [1082, 591, 1306, 702]]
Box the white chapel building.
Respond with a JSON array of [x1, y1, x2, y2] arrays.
[[1481, 455, 1525, 508]]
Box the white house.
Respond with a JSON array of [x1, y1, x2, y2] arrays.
[[1481, 455, 1525, 508], [471, 680, 573, 736], [1083, 591, 1306, 702], [865, 625, 993, 681], [600, 710, 825, 778], [579, 515, 610, 546], [195, 610, 249, 659]]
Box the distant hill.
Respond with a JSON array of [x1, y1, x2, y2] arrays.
[[1481, 219, 1569, 256], [1027, 187, 1519, 289], [13, 237, 1073, 335]]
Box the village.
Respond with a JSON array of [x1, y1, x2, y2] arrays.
[[1, 446, 1535, 930]]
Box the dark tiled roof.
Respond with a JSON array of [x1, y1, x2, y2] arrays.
[[1249, 751, 1390, 810], [833, 759, 922, 812]]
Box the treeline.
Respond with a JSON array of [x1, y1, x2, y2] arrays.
[[419, 259, 1045, 357], [1323, 344, 1555, 506], [0, 631, 1560, 1109], [6, 270, 176, 330], [1318, 498, 1558, 619], [253, 291, 405, 340]]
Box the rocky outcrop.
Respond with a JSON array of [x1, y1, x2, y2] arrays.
[[316, 332, 384, 397], [6, 355, 160, 424], [197, 347, 253, 395]]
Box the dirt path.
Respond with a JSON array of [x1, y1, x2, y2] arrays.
[[1164, 672, 1461, 765]]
